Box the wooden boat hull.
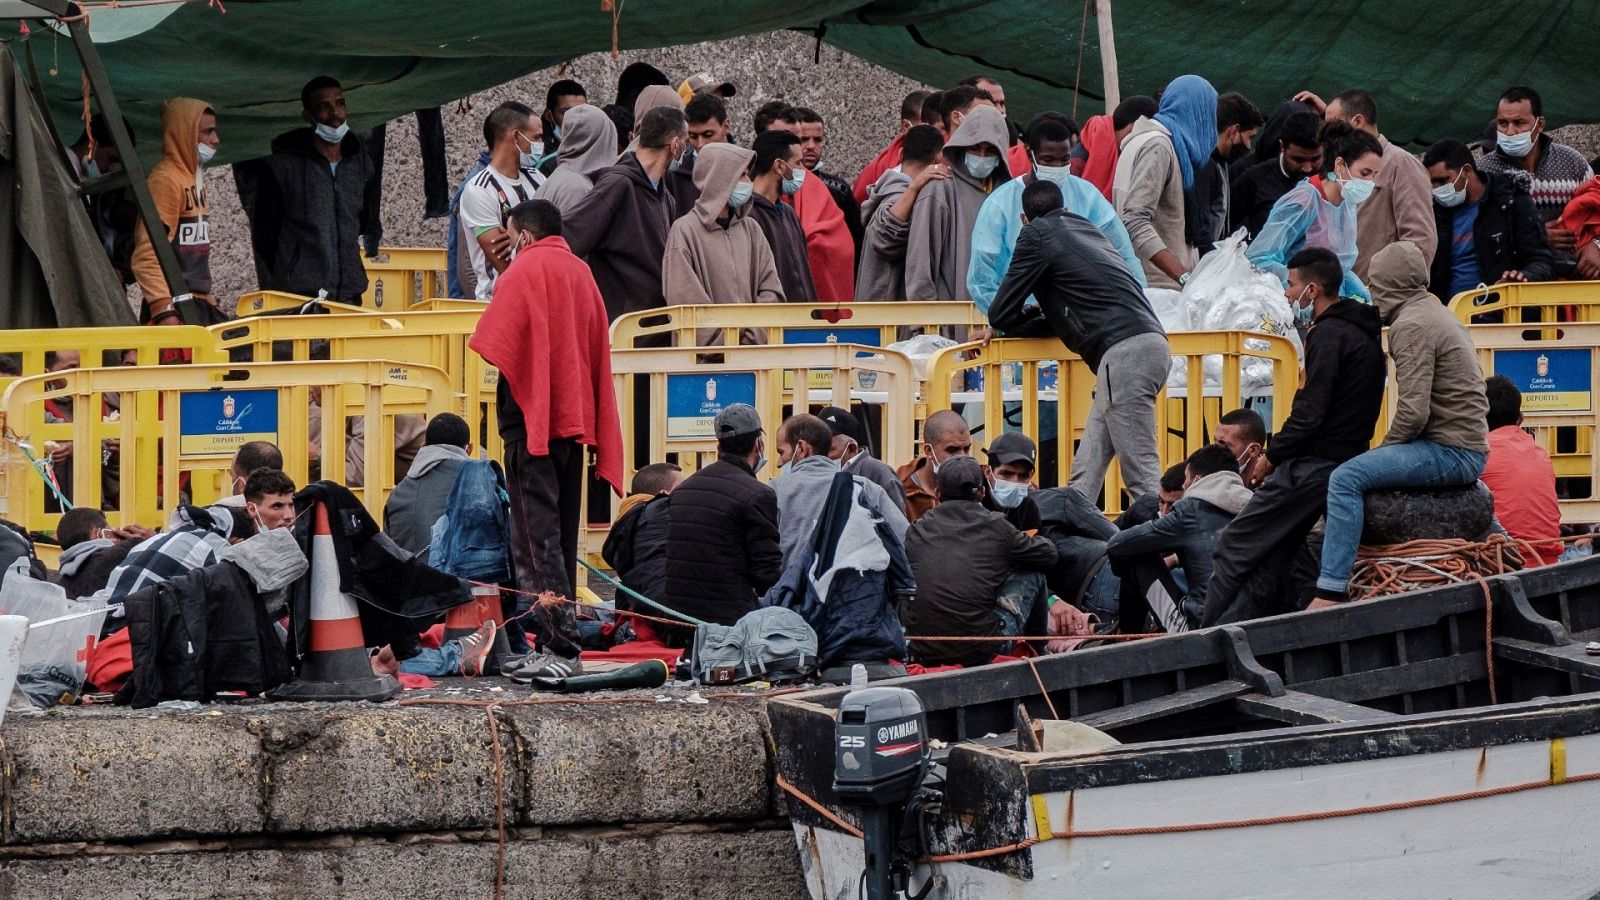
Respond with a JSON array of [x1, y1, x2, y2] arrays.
[[771, 558, 1600, 899]]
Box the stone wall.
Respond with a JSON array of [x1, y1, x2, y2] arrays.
[[0, 694, 809, 899]]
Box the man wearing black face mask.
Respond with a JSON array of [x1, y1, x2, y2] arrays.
[[1186, 92, 1261, 256]]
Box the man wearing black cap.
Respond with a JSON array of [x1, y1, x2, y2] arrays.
[[818, 406, 906, 516], [903, 457, 1058, 668], [661, 404, 783, 634], [984, 432, 1044, 532]]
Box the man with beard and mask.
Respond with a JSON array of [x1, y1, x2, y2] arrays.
[[968, 114, 1142, 314], [818, 406, 906, 516], [661, 142, 786, 344], [772, 414, 908, 570], [793, 107, 863, 261], [458, 104, 546, 300], [896, 410, 973, 523], [538, 79, 588, 176], [1186, 92, 1262, 257], [1423, 138, 1553, 299], [905, 104, 1013, 301], [1202, 248, 1386, 627], [1213, 407, 1267, 474], [749, 130, 817, 302], [236, 76, 374, 304], [1230, 110, 1323, 239], [1472, 86, 1590, 258], [756, 102, 855, 301]]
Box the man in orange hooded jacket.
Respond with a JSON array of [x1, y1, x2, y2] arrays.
[[131, 98, 221, 324]]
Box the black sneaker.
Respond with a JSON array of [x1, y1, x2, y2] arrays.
[[506, 652, 585, 685]]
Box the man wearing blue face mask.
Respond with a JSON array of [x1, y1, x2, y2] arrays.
[[983, 432, 1044, 532], [459, 104, 547, 300], [236, 75, 375, 304], [905, 104, 1014, 301], [1474, 85, 1591, 259], [1423, 138, 1552, 301], [968, 113, 1143, 313]]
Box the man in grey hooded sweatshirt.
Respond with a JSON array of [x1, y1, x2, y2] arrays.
[[661, 142, 785, 345], [383, 413, 472, 555], [534, 104, 618, 214], [904, 105, 1013, 301], [856, 124, 947, 300]]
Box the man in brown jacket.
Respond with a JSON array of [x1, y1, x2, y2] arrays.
[[661, 142, 784, 344], [1294, 89, 1438, 281], [1312, 242, 1489, 604]]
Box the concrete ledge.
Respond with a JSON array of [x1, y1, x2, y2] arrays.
[[0, 824, 806, 900], [0, 690, 777, 846]]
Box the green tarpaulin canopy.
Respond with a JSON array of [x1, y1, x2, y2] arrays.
[[5, 0, 1599, 163]]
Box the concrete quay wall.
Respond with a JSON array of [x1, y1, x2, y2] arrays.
[[0, 694, 807, 900]]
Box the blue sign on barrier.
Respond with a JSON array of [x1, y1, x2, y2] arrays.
[[179, 389, 278, 455], [666, 373, 757, 439], [783, 327, 880, 347], [1494, 348, 1592, 413]]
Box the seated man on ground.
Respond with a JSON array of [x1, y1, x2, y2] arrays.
[[53, 508, 147, 601], [985, 432, 1044, 532], [1313, 243, 1489, 607], [897, 409, 975, 522], [372, 619, 499, 679], [1106, 445, 1250, 633], [601, 462, 683, 618], [216, 441, 284, 511], [903, 457, 1058, 667], [818, 406, 906, 516], [1480, 374, 1561, 566], [102, 502, 254, 636], [1035, 484, 1123, 630], [1214, 407, 1267, 473], [383, 412, 472, 556], [1114, 462, 1186, 530], [774, 414, 909, 569], [662, 405, 782, 637]]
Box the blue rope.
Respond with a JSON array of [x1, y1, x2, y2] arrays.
[[578, 559, 708, 627]]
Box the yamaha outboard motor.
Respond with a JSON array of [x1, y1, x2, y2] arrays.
[[833, 686, 930, 900]]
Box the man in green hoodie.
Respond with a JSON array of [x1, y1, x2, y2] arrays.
[[1312, 242, 1490, 605]]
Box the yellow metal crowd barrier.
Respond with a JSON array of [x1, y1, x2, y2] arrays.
[[361, 247, 449, 310], [209, 310, 502, 463], [0, 360, 453, 536], [234, 291, 379, 317], [0, 326, 225, 389], [925, 332, 1298, 513], [1470, 322, 1600, 524], [1449, 280, 1600, 324], [610, 300, 985, 348]]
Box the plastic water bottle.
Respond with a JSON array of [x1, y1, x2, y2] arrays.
[[850, 663, 868, 687]]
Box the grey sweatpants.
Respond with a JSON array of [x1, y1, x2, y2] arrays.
[[1068, 332, 1170, 505]]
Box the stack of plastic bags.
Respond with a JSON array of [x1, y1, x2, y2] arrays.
[[1149, 229, 1303, 396]]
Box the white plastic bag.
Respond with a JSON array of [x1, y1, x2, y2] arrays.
[[887, 333, 959, 382], [0, 568, 70, 623], [1145, 287, 1193, 391], [13, 605, 110, 708], [1178, 230, 1303, 394]]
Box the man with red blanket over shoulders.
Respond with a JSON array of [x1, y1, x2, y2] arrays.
[[756, 102, 856, 301], [469, 199, 623, 683]]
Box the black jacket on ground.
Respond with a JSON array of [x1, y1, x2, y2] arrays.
[[235, 128, 375, 302], [663, 456, 782, 625], [1428, 172, 1554, 299], [119, 560, 291, 708], [988, 209, 1164, 371], [601, 494, 671, 609], [1264, 299, 1387, 467], [904, 499, 1056, 667], [291, 482, 471, 661]]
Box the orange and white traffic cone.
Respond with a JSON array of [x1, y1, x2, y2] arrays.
[[469, 584, 513, 671], [267, 501, 400, 702]]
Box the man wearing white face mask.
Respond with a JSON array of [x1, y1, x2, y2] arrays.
[[132, 98, 220, 324], [1423, 138, 1553, 300], [661, 142, 785, 345], [236, 76, 375, 304], [1474, 85, 1591, 256], [968, 114, 1143, 314], [459, 104, 547, 300], [905, 104, 1014, 301]]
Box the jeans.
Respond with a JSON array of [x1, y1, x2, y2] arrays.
[[1317, 441, 1488, 593], [1070, 333, 1171, 504], [399, 640, 461, 677], [995, 570, 1050, 653]]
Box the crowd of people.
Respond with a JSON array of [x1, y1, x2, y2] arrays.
[[33, 62, 1600, 693]]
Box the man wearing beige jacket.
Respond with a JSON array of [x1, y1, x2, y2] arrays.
[[1294, 88, 1438, 281], [1311, 242, 1488, 605]]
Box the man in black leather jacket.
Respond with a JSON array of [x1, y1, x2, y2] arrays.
[[988, 179, 1170, 505]]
